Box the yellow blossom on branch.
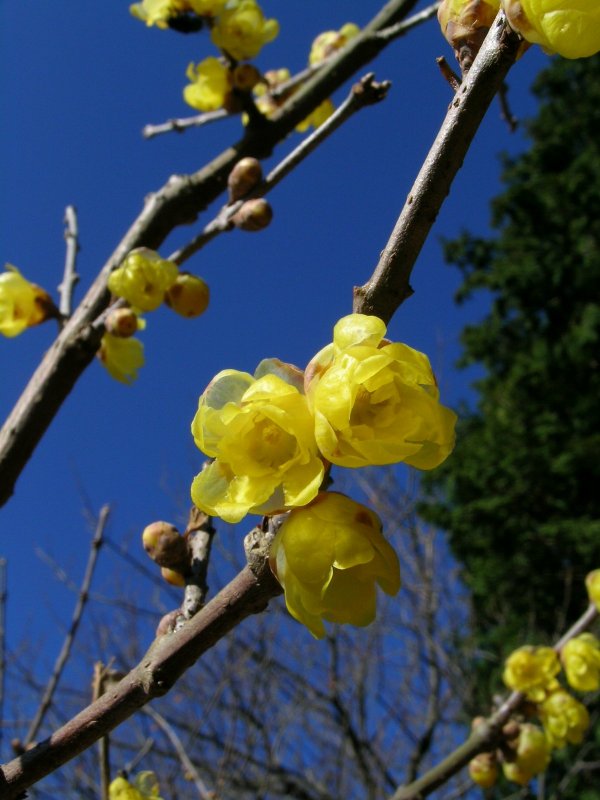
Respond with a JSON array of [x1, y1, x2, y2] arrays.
[[304, 314, 456, 469], [539, 689, 590, 748], [502, 723, 551, 786], [0, 265, 54, 338], [468, 753, 498, 788], [130, 0, 192, 28], [211, 0, 279, 61], [502, 645, 560, 701], [585, 569, 600, 610], [189, 0, 227, 15], [561, 633, 600, 692], [191, 360, 324, 523], [269, 492, 400, 639], [99, 333, 145, 385], [108, 248, 179, 312], [309, 23, 360, 66], [502, 0, 600, 59], [109, 771, 163, 800], [295, 98, 335, 133], [184, 57, 232, 111], [164, 273, 210, 318]]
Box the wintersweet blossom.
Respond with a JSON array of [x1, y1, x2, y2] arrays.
[[108, 249, 179, 312], [468, 753, 498, 789], [109, 771, 163, 800], [211, 0, 279, 61], [130, 0, 191, 28], [191, 360, 324, 523], [438, 0, 500, 47], [502, 0, 600, 59], [269, 492, 401, 638], [295, 99, 335, 133], [0, 265, 53, 338], [502, 645, 560, 701], [561, 633, 600, 692], [164, 273, 210, 318], [502, 724, 551, 786], [98, 334, 145, 385], [304, 314, 456, 469], [539, 689, 590, 748], [184, 57, 232, 112], [585, 569, 600, 610], [309, 23, 360, 66]]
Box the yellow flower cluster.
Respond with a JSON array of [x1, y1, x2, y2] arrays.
[[109, 771, 163, 800], [100, 248, 209, 384], [211, 0, 279, 61], [131, 0, 227, 28], [308, 23, 360, 66], [0, 265, 54, 338], [438, 0, 600, 61], [470, 569, 600, 793], [191, 313, 455, 635]]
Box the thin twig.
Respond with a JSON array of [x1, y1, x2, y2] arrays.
[[23, 506, 109, 747], [498, 81, 518, 132], [376, 2, 440, 42], [169, 73, 391, 265], [92, 662, 112, 800], [354, 11, 522, 323], [58, 206, 80, 318], [181, 509, 216, 621], [144, 706, 213, 799], [0, 542, 283, 798], [436, 57, 461, 92], [143, 109, 229, 140]]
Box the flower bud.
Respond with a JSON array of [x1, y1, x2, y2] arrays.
[[227, 157, 263, 202], [232, 198, 273, 231], [104, 307, 139, 338], [232, 64, 261, 92], [585, 569, 600, 609], [438, 0, 500, 72], [468, 753, 498, 788], [164, 273, 210, 318], [161, 566, 186, 587], [142, 521, 189, 570]]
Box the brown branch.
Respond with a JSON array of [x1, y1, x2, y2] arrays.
[[0, 559, 6, 757], [23, 506, 109, 748], [182, 509, 216, 620], [0, 0, 427, 509], [142, 109, 230, 140], [0, 552, 283, 798], [170, 73, 391, 266], [353, 11, 522, 323]]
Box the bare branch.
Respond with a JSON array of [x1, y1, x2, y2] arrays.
[[170, 73, 391, 266], [23, 506, 109, 748], [0, 559, 6, 757], [354, 12, 522, 323], [143, 109, 229, 140], [58, 205, 80, 318]]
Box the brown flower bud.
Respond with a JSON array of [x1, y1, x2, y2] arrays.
[[232, 64, 261, 92], [164, 273, 210, 318], [232, 198, 273, 231], [227, 157, 263, 203], [142, 521, 189, 571], [105, 307, 139, 338]]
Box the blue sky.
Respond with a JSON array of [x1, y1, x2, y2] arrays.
[[0, 0, 549, 729]]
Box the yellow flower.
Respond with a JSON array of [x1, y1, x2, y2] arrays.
[[108, 248, 179, 312], [191, 361, 324, 523], [438, 0, 500, 45], [189, 0, 227, 15], [304, 314, 456, 469], [539, 689, 589, 748], [585, 569, 600, 610], [295, 98, 335, 133], [309, 23, 360, 66], [99, 334, 144, 384], [183, 57, 232, 112], [164, 273, 210, 318], [109, 771, 162, 800], [211, 0, 279, 61], [502, 0, 600, 59], [502, 646, 560, 701], [562, 633, 600, 692], [269, 492, 401, 638], [0, 265, 53, 338], [130, 0, 191, 28], [502, 724, 551, 785], [468, 753, 498, 788]]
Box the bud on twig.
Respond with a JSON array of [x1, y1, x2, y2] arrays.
[[232, 198, 273, 231], [227, 157, 263, 203]]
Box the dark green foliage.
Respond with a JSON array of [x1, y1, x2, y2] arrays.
[[421, 51, 600, 751]]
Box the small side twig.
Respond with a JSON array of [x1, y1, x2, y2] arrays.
[[498, 81, 518, 132], [143, 109, 229, 140], [169, 73, 391, 266], [144, 706, 213, 799], [181, 508, 216, 620], [58, 205, 80, 318], [376, 2, 440, 42], [23, 506, 109, 748], [436, 57, 461, 92]]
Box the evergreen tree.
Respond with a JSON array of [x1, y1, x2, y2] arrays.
[[422, 54, 600, 794]]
